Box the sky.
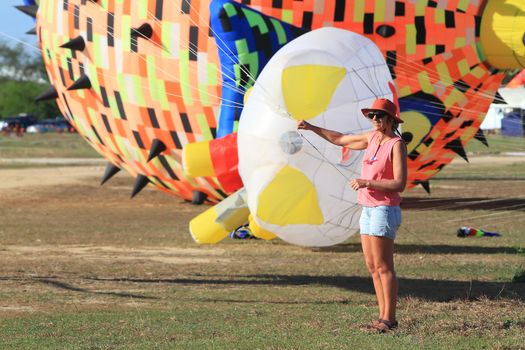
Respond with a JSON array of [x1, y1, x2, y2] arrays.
[[0, 0, 39, 53]]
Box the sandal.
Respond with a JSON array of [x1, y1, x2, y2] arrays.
[[358, 319, 383, 332], [374, 319, 398, 333]]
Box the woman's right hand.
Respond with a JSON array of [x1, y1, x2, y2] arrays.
[[296, 120, 311, 130]]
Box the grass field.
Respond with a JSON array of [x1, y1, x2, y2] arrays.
[[0, 133, 99, 159], [0, 133, 524, 349], [465, 134, 525, 155]]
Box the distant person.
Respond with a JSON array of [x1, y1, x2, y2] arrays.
[[297, 98, 407, 333], [14, 123, 24, 138]]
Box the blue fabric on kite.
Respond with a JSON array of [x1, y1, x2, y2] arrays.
[[209, 0, 306, 138]]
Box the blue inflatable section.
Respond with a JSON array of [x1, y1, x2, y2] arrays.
[[398, 92, 443, 127], [209, 0, 305, 138]]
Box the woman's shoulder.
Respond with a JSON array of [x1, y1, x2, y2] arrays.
[[391, 137, 408, 154], [388, 135, 403, 145], [365, 131, 377, 143]]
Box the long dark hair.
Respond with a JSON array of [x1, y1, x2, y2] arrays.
[[392, 121, 401, 137], [388, 117, 402, 139]]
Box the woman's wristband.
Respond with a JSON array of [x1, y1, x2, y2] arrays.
[[365, 180, 371, 188]]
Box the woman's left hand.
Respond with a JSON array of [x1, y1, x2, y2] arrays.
[[350, 179, 367, 191]]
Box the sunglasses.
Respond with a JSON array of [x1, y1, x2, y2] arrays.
[[367, 111, 389, 120]]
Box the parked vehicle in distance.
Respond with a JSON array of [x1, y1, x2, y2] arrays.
[[1, 114, 38, 131], [25, 117, 76, 134]]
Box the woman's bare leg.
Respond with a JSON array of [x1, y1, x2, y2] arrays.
[[371, 236, 397, 322], [361, 235, 385, 320]]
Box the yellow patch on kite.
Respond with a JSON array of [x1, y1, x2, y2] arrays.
[[257, 165, 324, 225], [282, 65, 346, 120], [183, 141, 214, 177], [189, 206, 230, 244], [480, 0, 525, 68], [400, 111, 432, 154], [248, 215, 277, 240]]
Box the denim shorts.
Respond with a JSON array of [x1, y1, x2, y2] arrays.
[[359, 205, 401, 240]]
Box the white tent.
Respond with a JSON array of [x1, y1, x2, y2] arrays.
[[480, 104, 506, 130], [480, 87, 524, 131], [498, 87, 525, 109]]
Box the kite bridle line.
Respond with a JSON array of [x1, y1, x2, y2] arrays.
[[63, 1, 293, 120], [7, 1, 523, 195], [24, 0, 508, 124], [139, 1, 507, 126], [54, 0, 510, 133]]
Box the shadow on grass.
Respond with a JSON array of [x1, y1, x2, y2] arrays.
[[0, 277, 158, 300], [312, 243, 522, 255], [87, 275, 525, 302], [402, 197, 525, 211], [37, 278, 159, 300]]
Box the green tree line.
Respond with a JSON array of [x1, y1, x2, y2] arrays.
[[0, 39, 60, 120]]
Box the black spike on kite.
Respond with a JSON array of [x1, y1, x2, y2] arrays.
[[15, 5, 38, 18], [26, 27, 37, 35], [444, 137, 469, 162], [60, 36, 86, 52], [414, 180, 431, 194], [67, 74, 92, 91], [492, 90, 507, 104], [100, 163, 121, 186], [131, 23, 153, 39], [147, 139, 167, 162], [131, 175, 150, 198], [474, 129, 489, 147], [35, 86, 58, 102], [191, 190, 208, 205]]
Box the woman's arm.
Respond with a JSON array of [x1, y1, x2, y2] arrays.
[[297, 120, 370, 150], [350, 141, 407, 192]]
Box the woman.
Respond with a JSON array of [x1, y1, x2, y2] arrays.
[[297, 98, 407, 332]]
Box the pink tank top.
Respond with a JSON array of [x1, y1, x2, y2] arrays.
[[358, 132, 402, 207]]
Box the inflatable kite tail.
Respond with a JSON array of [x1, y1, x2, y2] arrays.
[[189, 188, 277, 244], [189, 188, 250, 244], [183, 133, 242, 193]]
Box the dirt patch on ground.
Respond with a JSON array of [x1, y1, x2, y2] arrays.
[[4, 245, 228, 265], [0, 165, 106, 190]]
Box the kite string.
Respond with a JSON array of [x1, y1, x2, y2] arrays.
[[64, 2, 504, 126], [166, 0, 298, 119], [172, 0, 508, 111], [8, 6, 521, 154], [0, 32, 41, 52], [67, 2, 284, 113], [49, 5, 248, 108], [170, 0, 506, 126], [21, 4, 525, 175], [44, 0, 509, 119], [175, 0, 262, 89]]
